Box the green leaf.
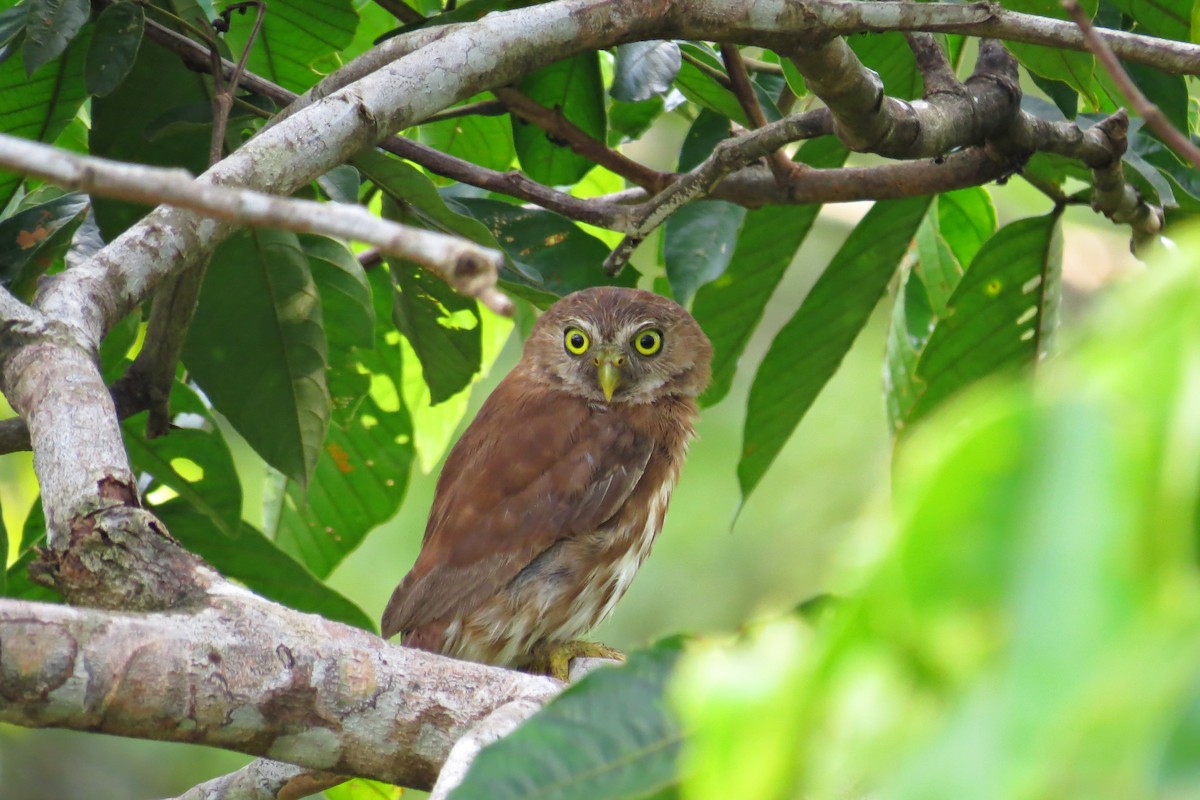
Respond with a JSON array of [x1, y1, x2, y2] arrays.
[[893, 212, 1062, 433], [419, 95, 516, 175], [0, 6, 26, 55], [90, 34, 212, 238], [353, 148, 502, 250], [125, 382, 243, 541], [674, 43, 746, 126], [450, 641, 684, 800], [218, 0, 358, 92], [183, 228, 331, 489], [691, 137, 849, 407], [611, 41, 681, 102], [86, 1, 143, 97], [1124, 62, 1189, 142], [300, 234, 374, 350], [0, 22, 90, 209], [23, 0, 88, 76], [1002, 0, 1098, 106], [0, 192, 89, 299], [739, 195, 932, 503], [608, 96, 664, 146], [324, 779, 403, 800], [448, 196, 636, 300], [1111, 0, 1190, 40], [0, 491, 6, 594], [390, 259, 482, 405], [847, 32, 922, 100], [513, 52, 606, 186]]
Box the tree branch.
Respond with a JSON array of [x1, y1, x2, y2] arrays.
[[0, 134, 512, 316], [0, 596, 561, 790]]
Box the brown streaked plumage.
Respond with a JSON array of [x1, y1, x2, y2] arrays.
[[381, 286, 712, 670]]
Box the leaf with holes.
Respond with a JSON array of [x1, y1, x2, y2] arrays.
[[449, 640, 685, 800], [739, 195, 932, 503], [891, 211, 1063, 434], [183, 228, 331, 489], [692, 137, 849, 407]]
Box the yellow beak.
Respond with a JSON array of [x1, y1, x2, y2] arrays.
[[595, 353, 623, 402]]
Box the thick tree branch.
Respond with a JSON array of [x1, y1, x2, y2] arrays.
[[0, 596, 561, 790]]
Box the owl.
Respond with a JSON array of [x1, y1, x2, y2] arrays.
[[381, 286, 712, 677]]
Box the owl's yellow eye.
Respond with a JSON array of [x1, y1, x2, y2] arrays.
[[564, 327, 590, 355], [633, 329, 663, 356]]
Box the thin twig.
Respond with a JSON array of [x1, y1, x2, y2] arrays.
[[493, 86, 671, 191], [373, 0, 424, 24], [422, 98, 508, 124], [720, 43, 796, 186], [1061, 0, 1200, 169]]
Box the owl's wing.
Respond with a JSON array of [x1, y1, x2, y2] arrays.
[[381, 371, 656, 639]]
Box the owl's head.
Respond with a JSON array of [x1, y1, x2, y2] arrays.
[[523, 287, 713, 405]]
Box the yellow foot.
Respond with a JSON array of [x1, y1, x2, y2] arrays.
[[529, 641, 626, 681]]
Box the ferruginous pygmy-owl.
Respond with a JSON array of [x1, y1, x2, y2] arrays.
[[381, 286, 712, 675]]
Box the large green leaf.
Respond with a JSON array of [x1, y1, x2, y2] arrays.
[[218, 0, 358, 92], [85, 1, 143, 97], [738, 195, 932, 503], [183, 228, 331, 489], [691, 137, 850, 407], [847, 32, 922, 100], [1002, 0, 1098, 106], [450, 641, 684, 800], [674, 43, 746, 126], [0, 22, 90, 210], [390, 259, 482, 405], [890, 211, 1062, 433], [271, 270, 414, 579], [611, 41, 681, 103], [512, 52, 606, 186], [90, 33, 212, 238], [419, 95, 516, 175], [23, 0, 88, 76], [1111, 0, 1190, 40]]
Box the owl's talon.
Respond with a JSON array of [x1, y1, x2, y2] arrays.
[[531, 641, 626, 681]]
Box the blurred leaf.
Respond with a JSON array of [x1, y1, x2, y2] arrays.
[[611, 41, 681, 102], [420, 95, 516, 174], [1124, 62, 1188, 139], [739, 195, 931, 503], [3, 504, 58, 602], [936, 186, 996, 268], [448, 196, 635, 300], [99, 312, 141, 384], [1029, 72, 1078, 118], [390, 259, 482, 405], [325, 779, 403, 800], [450, 641, 684, 800], [0, 23, 90, 209], [692, 137, 849, 407], [0, 492, 6, 593], [1003, 0, 1098, 106], [23, 0, 88, 76], [316, 164, 361, 204], [847, 32, 922, 100], [217, 0, 358, 92], [183, 228, 331, 489], [892, 211, 1062, 434], [300, 234, 375, 350], [0, 6, 26, 56], [513, 52, 606, 186], [0, 192, 89, 299], [91, 35, 212, 239], [86, 1, 143, 97]]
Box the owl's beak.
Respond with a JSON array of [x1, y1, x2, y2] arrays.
[[594, 351, 623, 402]]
